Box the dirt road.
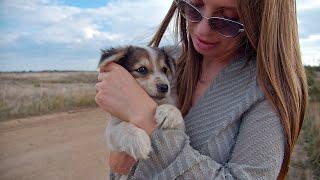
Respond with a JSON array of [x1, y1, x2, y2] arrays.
[[0, 107, 315, 180], [0, 108, 110, 180]]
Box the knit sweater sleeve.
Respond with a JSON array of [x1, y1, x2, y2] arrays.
[[129, 99, 285, 179]]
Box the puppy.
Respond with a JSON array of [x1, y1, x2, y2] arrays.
[[98, 46, 185, 165]]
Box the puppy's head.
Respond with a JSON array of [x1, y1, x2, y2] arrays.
[[98, 46, 176, 104]]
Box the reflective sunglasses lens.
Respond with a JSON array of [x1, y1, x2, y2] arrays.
[[209, 18, 243, 37], [178, 1, 201, 22]]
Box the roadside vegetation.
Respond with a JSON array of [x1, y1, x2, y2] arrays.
[[288, 66, 320, 180], [0, 71, 98, 121]]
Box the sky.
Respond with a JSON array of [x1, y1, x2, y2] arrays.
[[0, 0, 319, 72]]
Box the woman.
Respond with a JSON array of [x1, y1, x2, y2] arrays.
[[95, 0, 308, 179]]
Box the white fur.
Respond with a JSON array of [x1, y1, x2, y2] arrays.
[[105, 104, 184, 161], [144, 46, 158, 70], [106, 119, 152, 160], [154, 104, 185, 130]]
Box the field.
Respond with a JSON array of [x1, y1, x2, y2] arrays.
[[0, 70, 319, 179], [0, 71, 98, 121]]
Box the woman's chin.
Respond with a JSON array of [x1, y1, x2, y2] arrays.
[[194, 45, 218, 58]]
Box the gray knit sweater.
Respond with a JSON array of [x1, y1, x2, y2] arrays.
[[111, 55, 285, 180]]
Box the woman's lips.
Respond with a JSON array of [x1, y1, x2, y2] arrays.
[[194, 36, 217, 50]]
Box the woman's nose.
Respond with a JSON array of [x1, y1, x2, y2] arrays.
[[194, 18, 212, 36]]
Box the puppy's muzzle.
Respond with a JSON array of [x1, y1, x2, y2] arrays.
[[157, 83, 169, 93]]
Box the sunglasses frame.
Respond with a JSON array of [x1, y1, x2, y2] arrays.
[[174, 0, 245, 38]]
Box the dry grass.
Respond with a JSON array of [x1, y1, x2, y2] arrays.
[[303, 102, 320, 178], [0, 71, 98, 121], [288, 102, 320, 180]]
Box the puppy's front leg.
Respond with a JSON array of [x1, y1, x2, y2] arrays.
[[154, 104, 185, 130], [106, 119, 152, 160]]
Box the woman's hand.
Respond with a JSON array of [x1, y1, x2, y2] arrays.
[[95, 62, 157, 135], [108, 151, 136, 175]]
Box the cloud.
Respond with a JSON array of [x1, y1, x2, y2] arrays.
[[296, 0, 320, 65], [0, 0, 319, 71], [0, 0, 172, 47], [300, 34, 320, 66], [297, 0, 320, 11], [0, 0, 173, 71], [301, 34, 320, 42]]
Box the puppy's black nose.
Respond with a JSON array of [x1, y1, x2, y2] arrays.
[[157, 84, 169, 93]]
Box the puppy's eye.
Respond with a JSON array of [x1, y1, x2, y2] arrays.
[[162, 67, 168, 74], [136, 66, 148, 75]]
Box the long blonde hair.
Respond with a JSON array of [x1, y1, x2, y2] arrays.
[[149, 0, 308, 179]]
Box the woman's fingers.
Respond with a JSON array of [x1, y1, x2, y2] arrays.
[[95, 81, 108, 92], [95, 82, 102, 91], [97, 63, 124, 82], [95, 89, 111, 113], [97, 72, 110, 82], [99, 62, 122, 73]]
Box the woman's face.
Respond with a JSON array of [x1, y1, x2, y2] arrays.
[[187, 0, 243, 60]]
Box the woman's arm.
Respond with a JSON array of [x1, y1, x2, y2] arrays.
[[130, 99, 285, 179]]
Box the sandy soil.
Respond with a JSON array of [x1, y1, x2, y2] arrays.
[[0, 107, 316, 180], [0, 108, 110, 180]]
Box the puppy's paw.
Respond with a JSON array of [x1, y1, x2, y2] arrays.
[[126, 127, 152, 160], [155, 104, 185, 130], [106, 121, 152, 160]]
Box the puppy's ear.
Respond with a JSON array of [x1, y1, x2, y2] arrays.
[[98, 47, 128, 72]]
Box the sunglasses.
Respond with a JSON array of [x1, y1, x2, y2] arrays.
[[174, 0, 245, 38]]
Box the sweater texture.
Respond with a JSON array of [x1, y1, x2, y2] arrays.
[[111, 55, 285, 180]]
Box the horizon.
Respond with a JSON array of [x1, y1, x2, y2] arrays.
[[1, 0, 320, 72]]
